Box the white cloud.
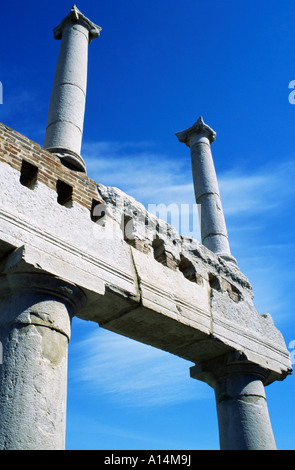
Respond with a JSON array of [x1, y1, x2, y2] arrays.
[[219, 161, 295, 217], [219, 173, 275, 215], [83, 140, 201, 239], [83, 140, 191, 203], [69, 326, 208, 407], [83, 139, 295, 251], [84, 140, 295, 217]]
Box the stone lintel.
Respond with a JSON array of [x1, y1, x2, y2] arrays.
[[175, 116, 216, 146], [0, 125, 292, 384], [53, 5, 102, 43]]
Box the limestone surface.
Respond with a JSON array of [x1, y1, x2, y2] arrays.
[[0, 123, 292, 449], [44, 6, 101, 171], [0, 155, 290, 383]]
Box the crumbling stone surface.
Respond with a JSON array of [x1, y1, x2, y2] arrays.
[[0, 122, 292, 385], [96, 182, 253, 301]]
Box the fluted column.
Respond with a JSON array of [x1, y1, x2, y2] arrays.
[[44, 5, 101, 172], [176, 117, 236, 265], [0, 273, 85, 450]]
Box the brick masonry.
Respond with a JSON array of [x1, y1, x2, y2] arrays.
[[0, 122, 104, 211]]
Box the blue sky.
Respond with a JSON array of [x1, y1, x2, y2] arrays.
[[1, 0, 295, 450]]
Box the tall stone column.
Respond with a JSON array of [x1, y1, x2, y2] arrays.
[[175, 117, 236, 265], [44, 5, 101, 172], [0, 273, 85, 450], [190, 353, 277, 450]]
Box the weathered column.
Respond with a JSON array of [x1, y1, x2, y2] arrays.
[[0, 273, 85, 450], [44, 5, 101, 172], [190, 353, 277, 450], [175, 117, 236, 265]]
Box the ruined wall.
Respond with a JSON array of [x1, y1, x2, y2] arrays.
[[0, 122, 251, 294], [0, 122, 291, 384], [0, 123, 103, 210]]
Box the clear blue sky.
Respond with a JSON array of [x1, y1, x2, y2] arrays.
[[1, 0, 295, 450]]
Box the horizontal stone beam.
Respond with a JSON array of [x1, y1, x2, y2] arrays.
[[0, 123, 292, 386]]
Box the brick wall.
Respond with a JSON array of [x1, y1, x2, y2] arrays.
[[0, 122, 104, 210]]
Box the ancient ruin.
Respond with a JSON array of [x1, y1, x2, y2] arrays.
[[0, 6, 292, 450]]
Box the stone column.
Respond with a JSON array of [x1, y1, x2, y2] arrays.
[[0, 272, 85, 450], [190, 353, 277, 450], [175, 117, 236, 265], [44, 5, 101, 172]]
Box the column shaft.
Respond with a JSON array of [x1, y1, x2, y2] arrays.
[[214, 371, 276, 450], [190, 357, 277, 450], [0, 273, 84, 450], [43, 6, 101, 172], [175, 116, 236, 265], [190, 133, 231, 256], [44, 22, 89, 160]]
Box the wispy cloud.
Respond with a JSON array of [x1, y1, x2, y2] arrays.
[[83, 140, 193, 205], [83, 140, 201, 238], [69, 327, 208, 407], [82, 140, 295, 327], [83, 140, 295, 242], [219, 161, 295, 217], [84, 140, 295, 216]]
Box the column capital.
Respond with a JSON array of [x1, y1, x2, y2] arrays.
[[53, 5, 102, 43], [190, 351, 271, 388], [175, 116, 216, 147], [0, 272, 86, 340]]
